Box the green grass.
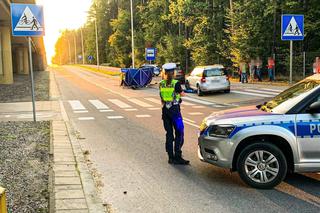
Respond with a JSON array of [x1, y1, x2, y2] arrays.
[[75, 65, 121, 76]]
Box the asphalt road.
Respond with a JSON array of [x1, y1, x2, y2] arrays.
[[53, 66, 320, 213]]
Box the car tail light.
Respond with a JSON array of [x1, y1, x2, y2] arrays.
[[201, 77, 206, 83]]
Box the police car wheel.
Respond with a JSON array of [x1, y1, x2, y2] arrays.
[[237, 143, 287, 189]]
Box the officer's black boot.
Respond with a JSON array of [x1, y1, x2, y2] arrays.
[[174, 155, 190, 165], [168, 154, 175, 164]]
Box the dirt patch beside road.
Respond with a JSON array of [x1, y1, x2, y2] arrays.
[[0, 71, 49, 103], [0, 121, 50, 213]]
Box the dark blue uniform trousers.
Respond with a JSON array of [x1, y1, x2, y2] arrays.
[[162, 105, 184, 158]]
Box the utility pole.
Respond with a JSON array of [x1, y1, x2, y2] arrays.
[[229, 0, 234, 31], [95, 19, 100, 67], [130, 0, 135, 68], [81, 27, 85, 64], [74, 33, 77, 64], [66, 39, 71, 64]]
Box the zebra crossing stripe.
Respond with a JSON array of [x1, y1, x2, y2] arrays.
[[68, 100, 86, 110], [125, 108, 138, 111], [129, 98, 153, 107], [100, 109, 114, 112], [188, 112, 203, 116], [144, 97, 161, 105], [261, 88, 284, 93], [136, 115, 151, 118], [244, 89, 278, 96], [78, 117, 95, 121], [107, 116, 124, 119], [181, 101, 195, 106], [89, 100, 109, 109], [108, 99, 132, 109], [74, 110, 88, 113], [231, 90, 273, 98]]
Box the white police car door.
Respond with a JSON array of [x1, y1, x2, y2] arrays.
[[295, 104, 320, 165]]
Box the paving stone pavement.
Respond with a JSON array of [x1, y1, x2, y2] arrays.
[[50, 70, 105, 213]]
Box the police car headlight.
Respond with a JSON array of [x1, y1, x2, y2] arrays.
[[208, 125, 235, 138], [199, 119, 208, 132]]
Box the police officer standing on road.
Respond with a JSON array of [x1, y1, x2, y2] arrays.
[[160, 63, 190, 165]]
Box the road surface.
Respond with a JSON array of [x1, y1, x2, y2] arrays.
[[53, 65, 320, 213]]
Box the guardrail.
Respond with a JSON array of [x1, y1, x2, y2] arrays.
[[0, 187, 7, 213]]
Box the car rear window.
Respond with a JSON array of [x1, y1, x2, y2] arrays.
[[204, 68, 223, 77]]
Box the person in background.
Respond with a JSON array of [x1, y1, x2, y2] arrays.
[[314, 57, 320, 74], [238, 65, 242, 82], [249, 59, 255, 82], [267, 57, 275, 81], [241, 61, 248, 83], [255, 57, 262, 82]]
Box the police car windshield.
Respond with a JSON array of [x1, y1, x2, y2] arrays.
[[261, 80, 320, 112]]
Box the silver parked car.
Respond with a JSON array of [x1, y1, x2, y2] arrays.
[[185, 65, 230, 96], [198, 74, 320, 189]]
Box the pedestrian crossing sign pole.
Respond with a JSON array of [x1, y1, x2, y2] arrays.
[[281, 15, 304, 84], [11, 4, 45, 122]]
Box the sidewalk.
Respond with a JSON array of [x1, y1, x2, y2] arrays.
[[49, 70, 105, 212]]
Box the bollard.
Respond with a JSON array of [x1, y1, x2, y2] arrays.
[[0, 187, 7, 213]]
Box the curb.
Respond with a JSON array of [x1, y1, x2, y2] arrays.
[[49, 69, 105, 213]]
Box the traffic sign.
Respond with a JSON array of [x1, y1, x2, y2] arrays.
[[11, 3, 45, 37], [146, 48, 156, 61], [281, 15, 304, 41], [88, 55, 93, 61]]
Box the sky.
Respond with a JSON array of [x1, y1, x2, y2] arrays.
[[36, 0, 92, 64]]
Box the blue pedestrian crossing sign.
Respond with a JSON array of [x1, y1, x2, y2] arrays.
[[281, 15, 304, 41], [11, 4, 45, 37]]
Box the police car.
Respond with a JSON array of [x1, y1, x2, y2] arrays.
[[198, 74, 320, 189]]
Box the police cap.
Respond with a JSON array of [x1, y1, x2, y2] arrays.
[[162, 63, 176, 72]]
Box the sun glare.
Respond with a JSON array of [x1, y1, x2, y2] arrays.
[[36, 0, 92, 64]]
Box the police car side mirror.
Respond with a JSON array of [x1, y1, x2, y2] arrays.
[[307, 101, 320, 114]]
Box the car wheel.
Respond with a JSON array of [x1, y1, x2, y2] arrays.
[[224, 89, 230, 93], [197, 85, 203, 96], [237, 143, 287, 189], [185, 81, 191, 90]]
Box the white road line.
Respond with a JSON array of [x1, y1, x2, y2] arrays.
[[144, 97, 161, 105], [89, 100, 109, 110], [136, 115, 151, 118], [107, 116, 124, 119], [184, 117, 196, 123], [184, 121, 199, 128], [231, 90, 273, 98], [212, 104, 226, 108], [74, 110, 89, 114], [244, 89, 278, 96], [125, 108, 138, 111], [78, 117, 95, 121], [261, 88, 284, 92], [129, 98, 153, 107], [100, 109, 114, 112], [181, 101, 195, 106], [183, 96, 213, 105], [68, 100, 86, 110], [108, 99, 132, 109], [188, 112, 204, 116], [148, 108, 161, 111], [192, 106, 205, 109]]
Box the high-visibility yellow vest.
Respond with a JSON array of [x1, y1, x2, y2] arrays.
[[160, 80, 181, 102]]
